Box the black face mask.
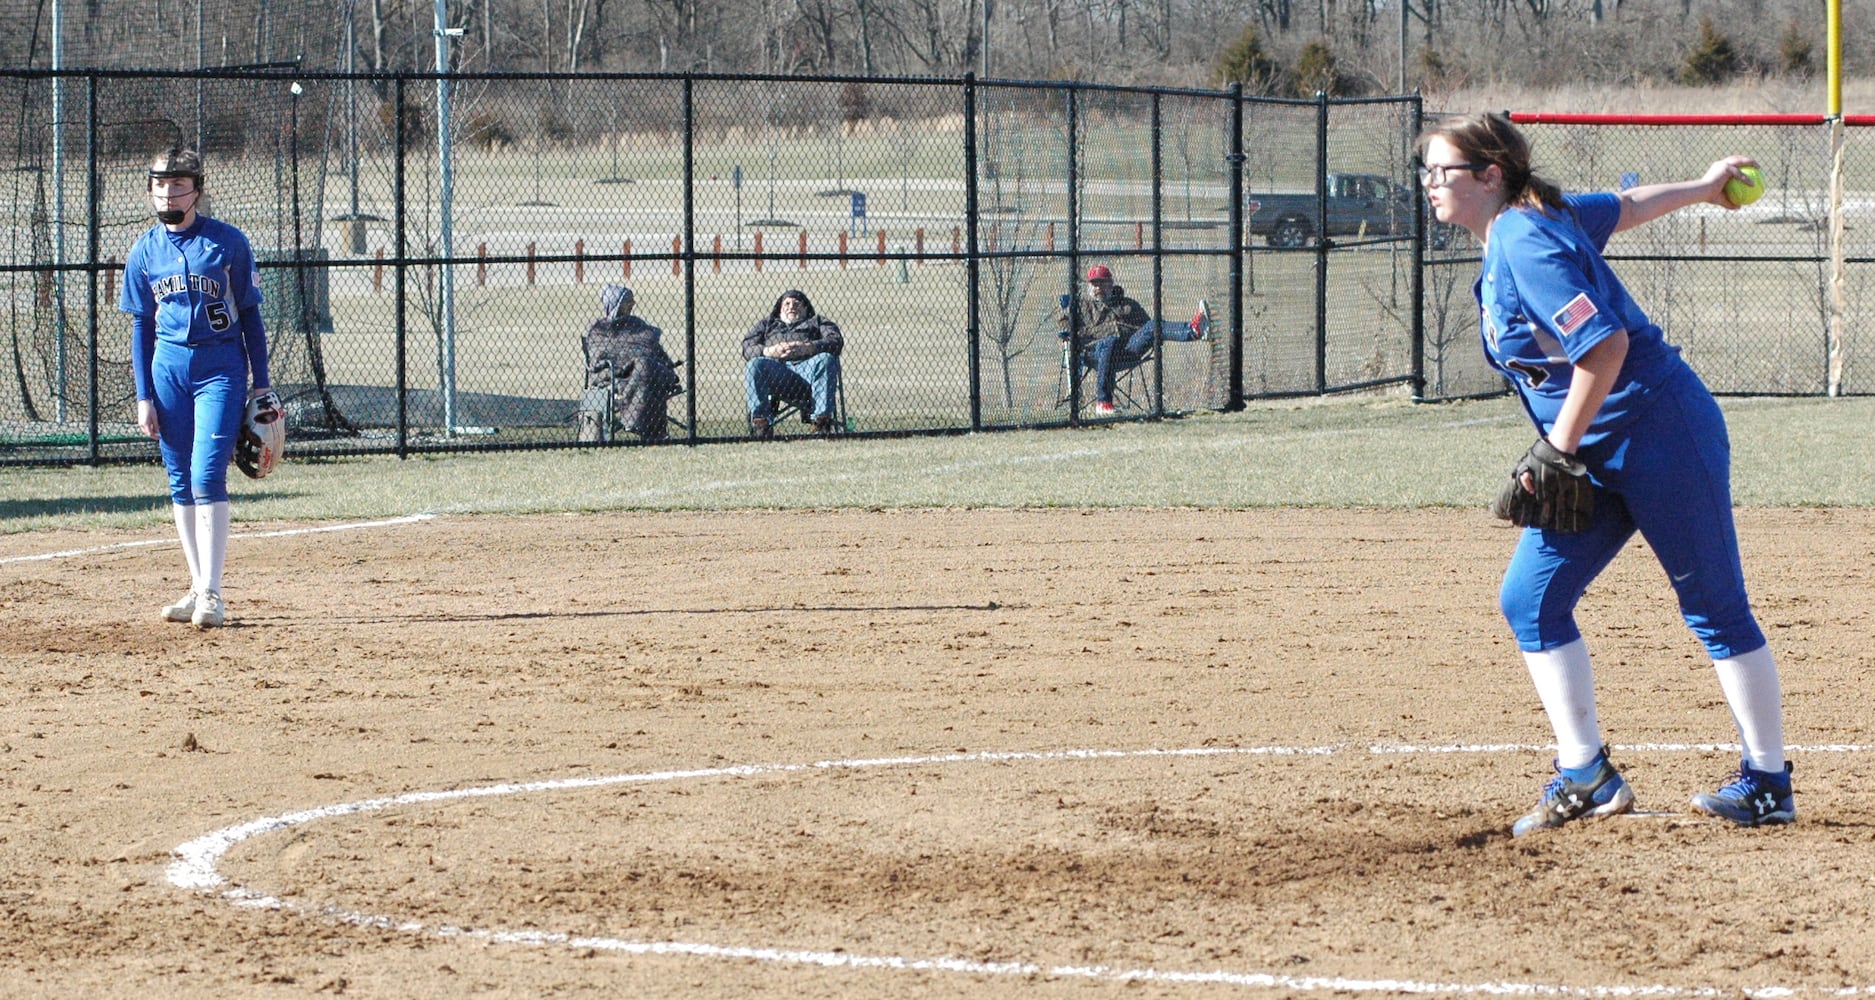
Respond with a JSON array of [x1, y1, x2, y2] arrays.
[[154, 187, 198, 225]]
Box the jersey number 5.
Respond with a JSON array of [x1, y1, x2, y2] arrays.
[[206, 301, 233, 333]]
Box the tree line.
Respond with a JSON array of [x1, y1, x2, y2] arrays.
[[5, 0, 1864, 97]]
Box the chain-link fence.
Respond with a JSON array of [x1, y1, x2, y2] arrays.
[[3, 70, 1868, 466]]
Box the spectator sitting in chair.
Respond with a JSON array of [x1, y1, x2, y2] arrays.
[[742, 288, 844, 437], [1058, 264, 1209, 415], [584, 283, 681, 441]]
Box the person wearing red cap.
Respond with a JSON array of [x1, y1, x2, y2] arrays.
[[1056, 264, 1210, 415]]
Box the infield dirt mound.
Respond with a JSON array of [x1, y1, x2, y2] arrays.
[[2, 507, 1872, 997]]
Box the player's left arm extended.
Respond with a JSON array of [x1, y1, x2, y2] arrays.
[[1546, 331, 1628, 454], [1613, 156, 1756, 233]]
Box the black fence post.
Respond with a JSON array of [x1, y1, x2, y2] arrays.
[[1313, 90, 1330, 394], [1410, 94, 1427, 401], [963, 73, 982, 433], [393, 75, 408, 458], [1066, 86, 1081, 421], [1150, 92, 1164, 417], [1227, 83, 1245, 411], [682, 76, 697, 442], [86, 74, 101, 463]]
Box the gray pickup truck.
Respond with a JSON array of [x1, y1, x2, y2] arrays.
[[1246, 172, 1441, 248]]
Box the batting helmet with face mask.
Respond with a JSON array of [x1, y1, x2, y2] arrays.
[[148, 147, 205, 189]]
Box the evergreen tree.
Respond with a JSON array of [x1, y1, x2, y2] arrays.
[[1680, 17, 1741, 86], [1211, 23, 1283, 93]]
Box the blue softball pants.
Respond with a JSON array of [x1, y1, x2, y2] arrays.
[[1499, 366, 1767, 660], [151, 338, 245, 506]]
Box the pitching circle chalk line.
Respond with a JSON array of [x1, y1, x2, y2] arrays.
[[169, 742, 1875, 998]]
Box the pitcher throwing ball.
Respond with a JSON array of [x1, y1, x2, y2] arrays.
[[121, 147, 277, 629], [1415, 112, 1792, 833]]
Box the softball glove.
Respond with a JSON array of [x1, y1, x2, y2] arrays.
[[235, 388, 286, 480], [1491, 437, 1593, 532]]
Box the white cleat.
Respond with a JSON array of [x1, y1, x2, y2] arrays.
[[162, 590, 198, 623], [191, 590, 226, 629]]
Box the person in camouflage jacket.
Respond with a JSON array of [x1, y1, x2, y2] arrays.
[[583, 284, 681, 441]]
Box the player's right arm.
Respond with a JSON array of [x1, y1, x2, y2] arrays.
[[1613, 156, 1756, 232]]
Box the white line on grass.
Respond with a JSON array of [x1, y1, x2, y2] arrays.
[[169, 742, 1870, 997], [0, 513, 438, 566]]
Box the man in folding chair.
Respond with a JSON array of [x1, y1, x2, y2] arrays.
[[1059, 264, 1209, 415], [741, 288, 844, 437], [580, 284, 682, 442]]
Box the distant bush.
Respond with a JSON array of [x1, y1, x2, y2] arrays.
[[1211, 23, 1283, 95], [1680, 17, 1742, 86], [1294, 38, 1358, 97], [1777, 19, 1814, 79]]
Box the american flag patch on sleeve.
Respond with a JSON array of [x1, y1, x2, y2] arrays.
[[1551, 293, 1598, 337]]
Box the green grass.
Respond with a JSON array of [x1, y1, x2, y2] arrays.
[[4, 393, 1873, 535]]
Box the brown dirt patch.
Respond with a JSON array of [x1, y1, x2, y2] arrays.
[[3, 508, 1872, 997]]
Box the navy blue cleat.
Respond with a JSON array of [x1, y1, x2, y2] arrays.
[[1512, 748, 1635, 837], [1691, 760, 1795, 827]]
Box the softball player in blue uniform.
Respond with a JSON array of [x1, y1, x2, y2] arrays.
[[1416, 112, 1792, 833], [121, 148, 271, 629]]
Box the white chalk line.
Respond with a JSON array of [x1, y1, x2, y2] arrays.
[[169, 742, 1875, 997], [0, 513, 438, 566]]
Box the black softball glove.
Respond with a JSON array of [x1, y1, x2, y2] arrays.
[[1491, 437, 1594, 532]]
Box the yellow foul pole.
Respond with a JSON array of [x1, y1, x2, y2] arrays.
[[1827, 0, 1845, 395]]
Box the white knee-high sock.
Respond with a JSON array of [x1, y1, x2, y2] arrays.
[[1522, 638, 1603, 770], [172, 503, 202, 590], [1713, 645, 1786, 772], [196, 501, 231, 594]]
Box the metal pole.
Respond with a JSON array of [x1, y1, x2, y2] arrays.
[[1227, 83, 1245, 411], [85, 76, 99, 461], [1828, 116, 1845, 396], [434, 0, 459, 434], [981, 0, 991, 78], [1826, 0, 1845, 395], [1398, 0, 1408, 93], [52, 0, 67, 424], [1313, 91, 1329, 393], [963, 73, 982, 431], [683, 77, 698, 440], [1066, 86, 1080, 420], [195, 0, 205, 150], [346, 0, 360, 222], [1409, 95, 1426, 399], [1150, 93, 1164, 416], [394, 76, 409, 457]]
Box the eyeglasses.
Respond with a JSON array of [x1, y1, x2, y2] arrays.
[[1416, 161, 1488, 187]]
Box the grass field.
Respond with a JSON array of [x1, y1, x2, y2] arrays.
[[4, 393, 1873, 535]]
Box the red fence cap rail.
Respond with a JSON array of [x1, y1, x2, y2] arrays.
[[1510, 112, 1829, 126]]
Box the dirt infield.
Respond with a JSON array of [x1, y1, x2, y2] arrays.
[[4, 507, 1873, 998]]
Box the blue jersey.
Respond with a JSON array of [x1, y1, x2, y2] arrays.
[[120, 215, 268, 401], [1476, 192, 1684, 447]]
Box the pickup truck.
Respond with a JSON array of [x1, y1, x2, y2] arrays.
[[1246, 172, 1437, 248]]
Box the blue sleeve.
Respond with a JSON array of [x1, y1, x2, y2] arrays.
[[131, 312, 156, 401], [118, 236, 151, 316], [226, 226, 269, 388], [240, 303, 270, 389], [1567, 192, 1621, 252], [229, 228, 264, 310], [1499, 213, 1625, 364]]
